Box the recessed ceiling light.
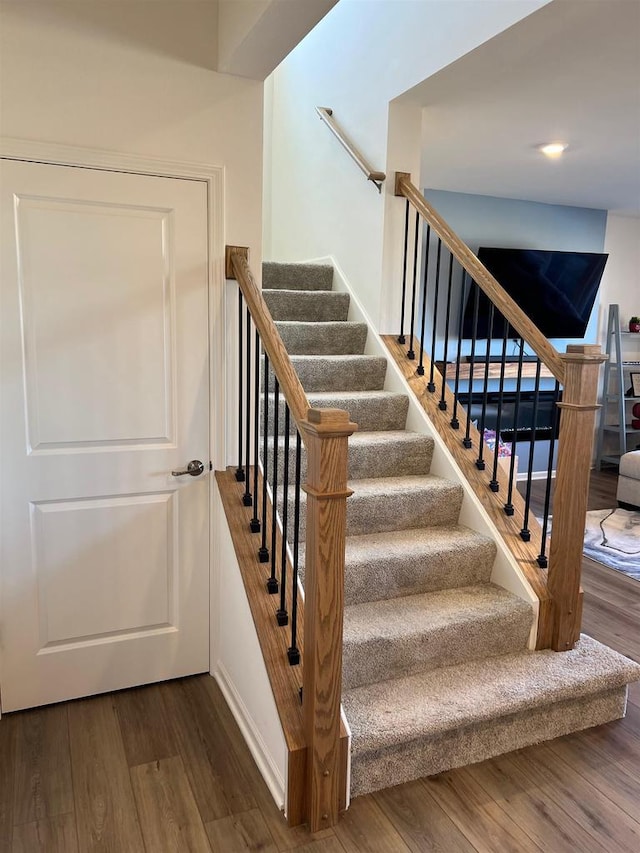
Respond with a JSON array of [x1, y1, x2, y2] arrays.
[[538, 142, 568, 158]]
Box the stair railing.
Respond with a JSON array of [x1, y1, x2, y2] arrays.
[[225, 246, 356, 831], [316, 107, 386, 192], [392, 174, 606, 652]]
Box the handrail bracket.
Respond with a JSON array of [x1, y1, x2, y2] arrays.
[[316, 106, 385, 193]]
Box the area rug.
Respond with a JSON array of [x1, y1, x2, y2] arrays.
[[583, 508, 640, 580]]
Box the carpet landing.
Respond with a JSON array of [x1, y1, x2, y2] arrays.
[[262, 261, 640, 798]]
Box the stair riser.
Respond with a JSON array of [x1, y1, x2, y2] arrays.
[[280, 481, 463, 541], [349, 686, 628, 798], [264, 436, 434, 484], [342, 539, 496, 606], [342, 605, 532, 691], [262, 394, 409, 435], [276, 321, 368, 355], [262, 356, 388, 392], [263, 290, 350, 322], [263, 262, 333, 291]]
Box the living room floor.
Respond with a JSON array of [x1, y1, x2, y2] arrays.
[[0, 471, 638, 852]]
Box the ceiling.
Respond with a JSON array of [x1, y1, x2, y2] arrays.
[[411, 0, 640, 215]]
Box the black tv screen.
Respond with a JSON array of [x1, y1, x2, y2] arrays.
[[462, 247, 608, 340]]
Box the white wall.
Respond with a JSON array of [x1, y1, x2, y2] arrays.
[[598, 214, 640, 339], [266, 0, 548, 329], [217, 0, 338, 80], [212, 480, 287, 810], [0, 0, 263, 253]]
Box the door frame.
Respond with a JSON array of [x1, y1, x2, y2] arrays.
[[0, 138, 227, 712]]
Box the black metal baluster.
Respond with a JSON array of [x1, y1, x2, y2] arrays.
[[243, 307, 252, 506], [537, 380, 561, 568], [504, 341, 525, 517], [258, 353, 270, 562], [268, 379, 280, 593], [439, 252, 454, 412], [489, 319, 509, 492], [277, 406, 290, 626], [475, 303, 495, 470], [407, 211, 420, 360], [521, 359, 543, 541], [417, 224, 431, 376], [463, 282, 480, 449], [250, 329, 261, 532], [288, 431, 302, 666], [398, 199, 410, 344], [427, 237, 443, 393], [451, 270, 467, 430], [236, 289, 245, 482]]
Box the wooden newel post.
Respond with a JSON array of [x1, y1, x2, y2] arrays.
[[299, 407, 356, 832], [548, 344, 607, 651]]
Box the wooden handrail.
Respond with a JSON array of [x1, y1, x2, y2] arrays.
[[392, 174, 608, 653], [316, 107, 386, 192], [227, 247, 310, 433], [394, 173, 566, 383]]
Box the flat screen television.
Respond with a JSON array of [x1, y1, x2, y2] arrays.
[[462, 247, 608, 340]]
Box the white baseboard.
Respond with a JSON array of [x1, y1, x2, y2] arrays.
[[213, 660, 286, 811]]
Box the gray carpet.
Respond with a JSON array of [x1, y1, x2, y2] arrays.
[[261, 260, 640, 797]]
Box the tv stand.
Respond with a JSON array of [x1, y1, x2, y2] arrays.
[[439, 361, 554, 381], [465, 355, 539, 364], [456, 388, 560, 442]]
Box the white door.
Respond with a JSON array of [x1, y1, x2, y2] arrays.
[[0, 159, 210, 712]]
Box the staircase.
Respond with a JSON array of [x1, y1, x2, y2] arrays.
[[261, 260, 640, 799]]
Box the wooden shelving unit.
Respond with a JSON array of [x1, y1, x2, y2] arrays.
[[595, 304, 640, 468]]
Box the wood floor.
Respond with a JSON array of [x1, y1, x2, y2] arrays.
[[1, 470, 639, 852]]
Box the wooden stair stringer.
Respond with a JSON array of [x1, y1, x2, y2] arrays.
[[215, 467, 349, 826]]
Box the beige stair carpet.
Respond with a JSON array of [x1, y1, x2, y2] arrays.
[[261, 260, 640, 797]]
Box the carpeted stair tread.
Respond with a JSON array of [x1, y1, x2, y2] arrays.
[[268, 430, 433, 482], [275, 321, 368, 355], [342, 526, 497, 605], [290, 355, 387, 392], [263, 261, 333, 291], [342, 584, 532, 689], [267, 391, 409, 434], [343, 475, 463, 534], [263, 289, 350, 322], [263, 355, 387, 392], [343, 635, 640, 757], [351, 687, 630, 798], [288, 475, 463, 540]]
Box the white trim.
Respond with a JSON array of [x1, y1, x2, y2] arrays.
[[0, 137, 228, 470], [340, 705, 352, 811], [214, 660, 286, 810], [528, 469, 557, 481]]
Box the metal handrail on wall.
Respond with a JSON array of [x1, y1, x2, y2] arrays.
[[316, 107, 386, 192]]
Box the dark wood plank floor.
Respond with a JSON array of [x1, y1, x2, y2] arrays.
[[1, 470, 638, 852]]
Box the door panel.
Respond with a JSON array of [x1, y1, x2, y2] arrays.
[[1, 160, 210, 711], [32, 493, 176, 645], [17, 195, 175, 449]]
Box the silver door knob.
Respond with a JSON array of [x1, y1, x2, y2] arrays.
[[171, 460, 205, 477]]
